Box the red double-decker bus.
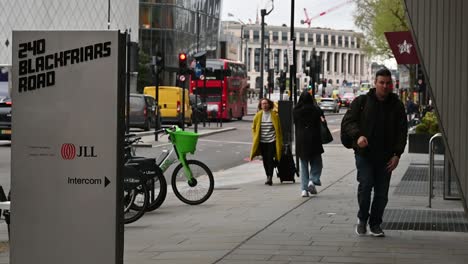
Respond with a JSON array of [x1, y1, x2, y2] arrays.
[[190, 59, 248, 120]]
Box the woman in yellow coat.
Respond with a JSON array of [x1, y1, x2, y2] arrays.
[[250, 98, 283, 185]]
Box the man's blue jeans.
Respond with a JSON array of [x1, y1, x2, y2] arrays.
[[300, 155, 322, 191], [355, 154, 392, 227]]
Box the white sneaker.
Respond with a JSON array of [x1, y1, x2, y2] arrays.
[[301, 190, 309, 197], [308, 182, 317, 194]]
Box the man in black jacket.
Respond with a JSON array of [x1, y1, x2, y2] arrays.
[[341, 68, 408, 237]]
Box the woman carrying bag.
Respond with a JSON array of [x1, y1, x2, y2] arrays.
[[293, 91, 325, 197], [250, 98, 283, 186]]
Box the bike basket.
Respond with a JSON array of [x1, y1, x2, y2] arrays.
[[172, 130, 199, 154]]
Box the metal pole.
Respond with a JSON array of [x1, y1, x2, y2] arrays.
[[107, 0, 111, 29], [194, 12, 200, 133], [181, 79, 186, 131], [260, 9, 266, 99], [428, 133, 443, 208], [125, 31, 130, 135], [290, 0, 296, 104], [240, 25, 244, 62], [151, 56, 159, 141]]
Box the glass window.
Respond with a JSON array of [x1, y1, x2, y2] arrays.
[[254, 48, 260, 72], [299, 33, 305, 43], [316, 34, 322, 45], [253, 30, 260, 41], [273, 31, 278, 42], [324, 35, 329, 46], [331, 35, 336, 46], [282, 32, 288, 41]]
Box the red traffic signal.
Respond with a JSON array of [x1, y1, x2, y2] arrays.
[[179, 53, 187, 69]]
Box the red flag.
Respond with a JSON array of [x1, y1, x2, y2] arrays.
[[385, 31, 420, 64]]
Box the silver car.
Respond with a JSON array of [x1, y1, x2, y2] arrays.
[[319, 98, 340, 113]]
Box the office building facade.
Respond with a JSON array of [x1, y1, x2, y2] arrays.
[[223, 22, 371, 91], [139, 0, 222, 85], [0, 0, 139, 65]]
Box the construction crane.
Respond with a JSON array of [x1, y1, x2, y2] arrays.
[[301, 0, 353, 28]]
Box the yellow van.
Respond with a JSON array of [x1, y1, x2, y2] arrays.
[[143, 86, 192, 126]]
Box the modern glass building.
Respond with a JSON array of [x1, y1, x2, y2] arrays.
[[0, 0, 139, 65], [139, 0, 222, 85]]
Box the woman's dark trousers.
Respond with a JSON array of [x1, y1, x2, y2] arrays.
[[260, 142, 276, 178], [355, 154, 392, 228]]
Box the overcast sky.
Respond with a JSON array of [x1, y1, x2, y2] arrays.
[[221, 0, 358, 31]]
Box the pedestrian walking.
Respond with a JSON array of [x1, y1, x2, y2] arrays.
[[293, 90, 324, 197], [341, 68, 407, 237], [250, 98, 283, 186]]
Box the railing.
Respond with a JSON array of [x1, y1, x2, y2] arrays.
[[428, 133, 443, 208]]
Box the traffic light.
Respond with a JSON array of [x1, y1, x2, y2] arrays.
[[279, 71, 286, 95], [178, 52, 187, 74], [268, 69, 274, 91]]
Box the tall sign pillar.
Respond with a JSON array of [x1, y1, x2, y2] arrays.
[[11, 30, 125, 264]]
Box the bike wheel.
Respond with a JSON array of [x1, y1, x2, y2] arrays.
[[146, 169, 168, 212], [124, 183, 149, 224], [171, 160, 214, 205]]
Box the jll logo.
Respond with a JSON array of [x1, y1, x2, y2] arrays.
[[61, 144, 97, 160]]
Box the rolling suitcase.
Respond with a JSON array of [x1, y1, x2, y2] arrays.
[[276, 144, 298, 183]]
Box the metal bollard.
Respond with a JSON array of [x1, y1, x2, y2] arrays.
[[428, 133, 443, 208]]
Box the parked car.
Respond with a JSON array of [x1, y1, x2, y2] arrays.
[[0, 70, 11, 141], [129, 94, 158, 131], [341, 92, 356, 107], [318, 98, 340, 113]]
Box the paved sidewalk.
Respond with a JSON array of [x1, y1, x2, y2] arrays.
[[1, 143, 468, 263]]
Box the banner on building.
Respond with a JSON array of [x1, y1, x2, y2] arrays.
[[385, 31, 420, 64]]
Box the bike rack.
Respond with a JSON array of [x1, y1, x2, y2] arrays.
[[428, 133, 443, 208]]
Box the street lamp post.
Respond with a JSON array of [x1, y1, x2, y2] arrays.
[[260, 1, 274, 99]]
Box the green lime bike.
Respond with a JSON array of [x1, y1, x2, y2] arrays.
[[154, 126, 214, 205]]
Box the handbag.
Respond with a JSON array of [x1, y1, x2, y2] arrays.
[[320, 120, 333, 144]]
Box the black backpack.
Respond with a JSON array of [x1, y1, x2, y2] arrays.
[[341, 95, 367, 149]]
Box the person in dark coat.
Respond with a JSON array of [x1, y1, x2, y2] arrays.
[[341, 68, 407, 237], [293, 90, 325, 197]]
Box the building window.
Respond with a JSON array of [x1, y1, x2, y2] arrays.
[[345, 37, 349, 48], [338, 36, 343, 46], [324, 35, 329, 46], [302, 50, 307, 71], [243, 30, 249, 40], [331, 35, 336, 46], [274, 49, 280, 72], [253, 30, 260, 42], [282, 31, 288, 41], [308, 33, 314, 43], [273, 32, 278, 42], [316, 34, 322, 46], [283, 49, 288, 69], [254, 48, 260, 72], [299, 33, 305, 43]]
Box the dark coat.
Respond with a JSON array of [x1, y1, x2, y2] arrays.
[[341, 88, 408, 160], [293, 103, 324, 160]]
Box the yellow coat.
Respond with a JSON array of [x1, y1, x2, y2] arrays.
[[250, 110, 283, 161]]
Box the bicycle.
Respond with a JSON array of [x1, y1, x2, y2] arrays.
[[155, 126, 214, 205], [123, 134, 168, 224]]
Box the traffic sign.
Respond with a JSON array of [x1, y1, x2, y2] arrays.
[[200, 75, 205, 80], [179, 75, 186, 82], [195, 62, 202, 78]]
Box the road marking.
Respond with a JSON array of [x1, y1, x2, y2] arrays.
[[199, 139, 252, 145]]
